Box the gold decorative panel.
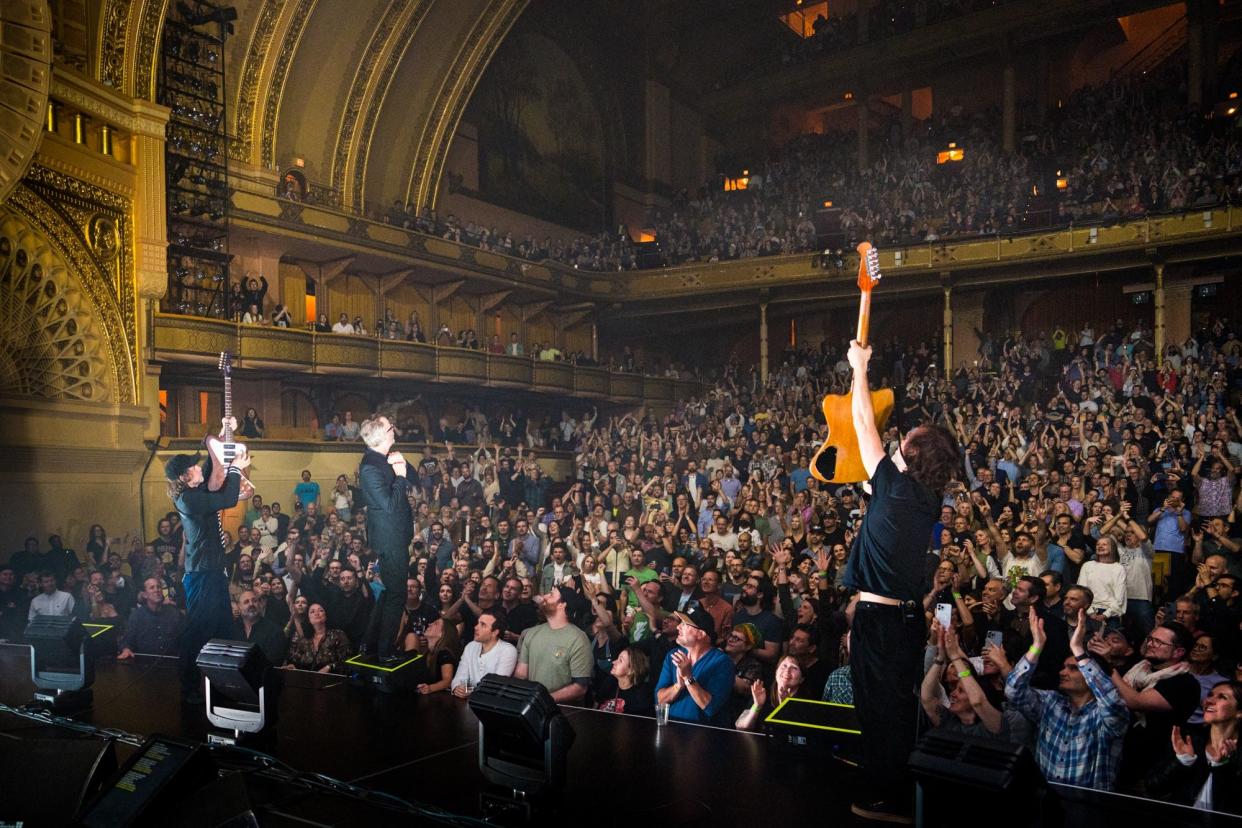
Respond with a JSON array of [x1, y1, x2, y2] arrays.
[[152, 314, 237, 356], [436, 348, 486, 381], [0, 212, 113, 401], [315, 335, 379, 371], [609, 373, 642, 399], [531, 361, 572, 391], [239, 326, 314, 366], [379, 340, 436, 377], [573, 366, 608, 396], [488, 354, 531, 386]]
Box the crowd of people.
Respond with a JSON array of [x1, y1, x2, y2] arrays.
[[4, 307, 1241, 812], [261, 61, 1241, 277]]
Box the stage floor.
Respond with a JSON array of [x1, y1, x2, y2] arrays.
[[0, 643, 1237, 826]]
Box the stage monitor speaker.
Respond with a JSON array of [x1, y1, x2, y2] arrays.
[[79, 734, 217, 828], [197, 638, 273, 734], [468, 674, 575, 796], [909, 732, 1056, 828], [0, 734, 116, 825]]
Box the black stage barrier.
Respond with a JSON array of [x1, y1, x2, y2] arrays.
[[1, 644, 1239, 827]]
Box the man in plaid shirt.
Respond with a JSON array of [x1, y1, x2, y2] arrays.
[[1006, 606, 1130, 790]]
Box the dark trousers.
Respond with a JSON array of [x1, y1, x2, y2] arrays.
[[850, 600, 927, 807], [180, 570, 235, 694], [367, 551, 409, 658]]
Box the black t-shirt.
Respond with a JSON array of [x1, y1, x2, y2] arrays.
[[843, 456, 940, 602], [1123, 669, 1201, 780], [596, 681, 655, 717]]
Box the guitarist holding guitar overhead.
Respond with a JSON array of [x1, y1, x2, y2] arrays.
[[827, 244, 962, 824]]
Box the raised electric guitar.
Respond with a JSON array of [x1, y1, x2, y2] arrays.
[[204, 351, 254, 499], [809, 242, 894, 484]]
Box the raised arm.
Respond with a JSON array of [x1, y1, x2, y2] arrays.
[[847, 341, 885, 479]]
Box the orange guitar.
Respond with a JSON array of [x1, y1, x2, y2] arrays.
[[810, 242, 894, 484]]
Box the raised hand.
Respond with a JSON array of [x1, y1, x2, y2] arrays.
[[1171, 726, 1195, 758], [750, 678, 767, 708], [1027, 605, 1046, 653], [1207, 738, 1237, 765], [1069, 608, 1088, 655]]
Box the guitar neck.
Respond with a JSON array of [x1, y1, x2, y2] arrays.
[[856, 290, 873, 346], [222, 375, 234, 440]]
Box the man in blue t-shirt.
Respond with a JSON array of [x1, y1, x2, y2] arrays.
[[842, 340, 962, 824], [654, 605, 736, 727], [294, 469, 320, 511]]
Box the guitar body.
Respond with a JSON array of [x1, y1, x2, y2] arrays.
[[206, 351, 255, 500], [203, 434, 248, 491], [811, 388, 895, 484], [807, 241, 893, 485]]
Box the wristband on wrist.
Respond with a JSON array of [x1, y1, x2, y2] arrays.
[[750, 703, 761, 714], [952, 592, 962, 599], [1027, 645, 1042, 656], [957, 670, 972, 679]]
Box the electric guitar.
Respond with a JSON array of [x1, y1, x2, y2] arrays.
[[809, 242, 894, 484], [204, 351, 254, 499]]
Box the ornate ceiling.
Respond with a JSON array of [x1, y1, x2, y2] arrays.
[[88, 0, 529, 212]]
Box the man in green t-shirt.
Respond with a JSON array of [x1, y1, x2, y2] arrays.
[[516, 586, 592, 703]]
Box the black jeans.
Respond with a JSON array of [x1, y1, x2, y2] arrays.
[[367, 550, 409, 658], [850, 600, 927, 807], [180, 570, 235, 694]]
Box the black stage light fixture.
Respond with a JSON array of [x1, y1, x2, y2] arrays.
[[25, 615, 95, 711], [196, 639, 274, 743], [468, 674, 575, 798], [909, 732, 1057, 828]]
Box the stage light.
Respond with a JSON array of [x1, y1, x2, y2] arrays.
[[196, 639, 275, 743], [25, 615, 95, 711], [468, 674, 575, 798]]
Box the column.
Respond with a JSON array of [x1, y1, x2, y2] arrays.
[[1187, 0, 1203, 110], [901, 88, 913, 138], [591, 322, 599, 362], [759, 302, 769, 385], [857, 101, 869, 170], [1002, 61, 1016, 153], [1153, 262, 1165, 366], [942, 283, 953, 379]]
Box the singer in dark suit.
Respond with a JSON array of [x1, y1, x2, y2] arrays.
[[358, 415, 414, 659]]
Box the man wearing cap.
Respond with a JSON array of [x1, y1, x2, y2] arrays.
[[165, 417, 251, 703], [654, 605, 736, 726]]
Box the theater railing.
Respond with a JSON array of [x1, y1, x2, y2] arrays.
[[232, 189, 1239, 307], [152, 313, 705, 405], [622, 206, 1242, 300]]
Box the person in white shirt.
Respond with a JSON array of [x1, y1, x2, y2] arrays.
[[251, 506, 278, 551], [1076, 536, 1128, 621], [451, 608, 518, 696], [331, 313, 354, 334], [28, 571, 75, 620]]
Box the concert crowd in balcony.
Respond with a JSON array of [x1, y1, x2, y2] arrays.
[[319, 63, 1239, 273], [8, 309, 1241, 809]]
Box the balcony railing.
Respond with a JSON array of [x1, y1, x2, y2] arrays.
[[152, 313, 706, 404]]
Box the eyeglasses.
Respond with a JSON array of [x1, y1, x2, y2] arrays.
[[1144, 635, 1175, 649]]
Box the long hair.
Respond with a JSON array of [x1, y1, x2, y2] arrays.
[[901, 424, 961, 496]]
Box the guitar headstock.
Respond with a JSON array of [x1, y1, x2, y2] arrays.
[[218, 351, 233, 377], [855, 242, 881, 293]]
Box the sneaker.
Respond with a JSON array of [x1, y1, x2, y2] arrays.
[[850, 801, 912, 824]]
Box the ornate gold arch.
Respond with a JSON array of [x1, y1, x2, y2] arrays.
[[96, 0, 168, 99], [403, 0, 528, 211], [233, 0, 317, 166], [330, 0, 421, 205], [0, 168, 137, 404], [342, 0, 433, 208]]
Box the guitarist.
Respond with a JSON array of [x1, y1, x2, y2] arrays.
[[843, 341, 960, 824], [165, 416, 251, 704]]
